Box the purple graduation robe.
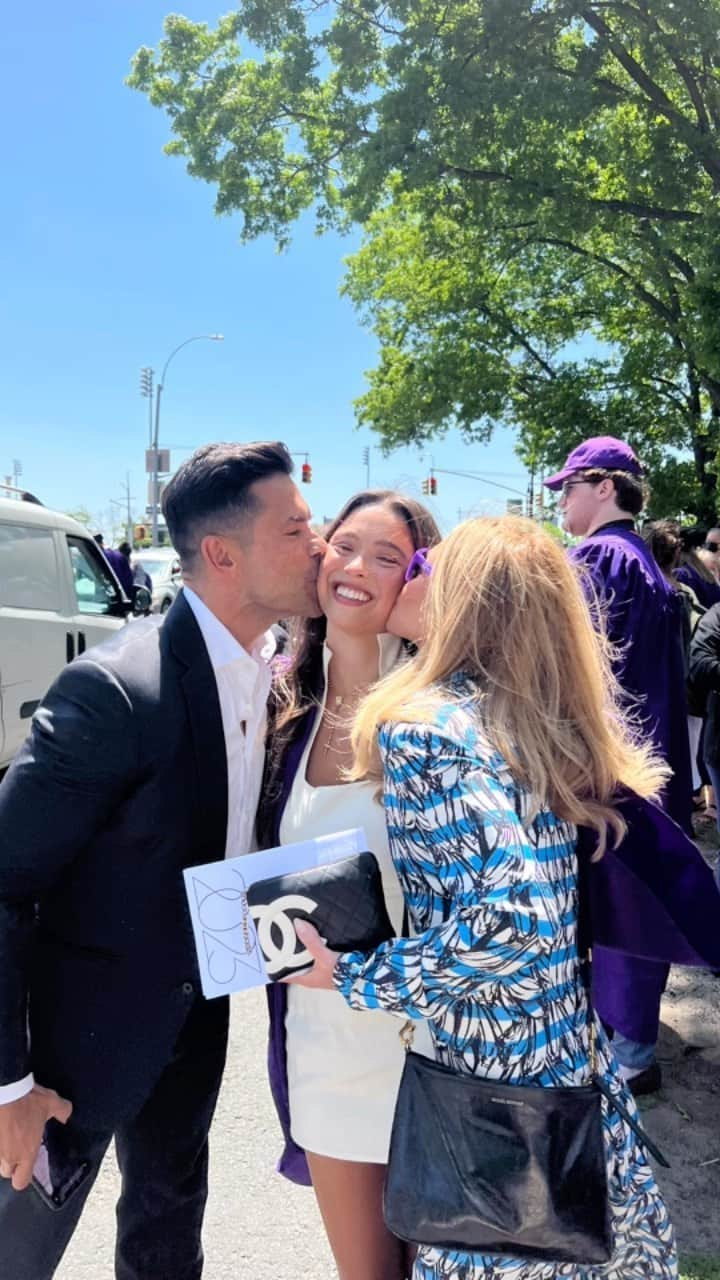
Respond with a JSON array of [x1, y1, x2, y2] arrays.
[[102, 547, 135, 599], [571, 520, 694, 1042], [675, 562, 720, 611]]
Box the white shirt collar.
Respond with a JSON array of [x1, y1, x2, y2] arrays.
[[183, 586, 276, 673]]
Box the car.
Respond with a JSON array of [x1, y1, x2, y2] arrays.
[[0, 493, 145, 774], [132, 547, 183, 614]]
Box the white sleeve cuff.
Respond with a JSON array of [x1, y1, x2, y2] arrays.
[[0, 1074, 34, 1104]]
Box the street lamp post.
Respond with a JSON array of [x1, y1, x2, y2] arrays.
[[148, 334, 223, 546], [140, 368, 154, 448]]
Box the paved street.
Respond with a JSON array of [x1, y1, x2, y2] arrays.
[[56, 990, 334, 1280], [47, 920, 720, 1274]]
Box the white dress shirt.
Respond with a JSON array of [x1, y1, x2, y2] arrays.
[[183, 588, 275, 858], [0, 589, 275, 1105]]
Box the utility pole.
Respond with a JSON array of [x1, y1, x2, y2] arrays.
[[362, 446, 370, 487], [112, 475, 135, 544], [123, 472, 133, 543]]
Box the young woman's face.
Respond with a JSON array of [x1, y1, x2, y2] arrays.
[[385, 544, 440, 643], [318, 505, 416, 635]]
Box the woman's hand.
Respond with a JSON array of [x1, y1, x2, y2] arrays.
[[282, 920, 340, 989]]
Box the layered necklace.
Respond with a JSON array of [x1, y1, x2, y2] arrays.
[[323, 687, 361, 758]]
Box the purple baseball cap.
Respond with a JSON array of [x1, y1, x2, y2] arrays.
[[544, 436, 643, 491]]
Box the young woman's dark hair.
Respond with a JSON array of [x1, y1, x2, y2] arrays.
[[643, 520, 681, 576], [256, 490, 441, 847], [678, 527, 718, 584]]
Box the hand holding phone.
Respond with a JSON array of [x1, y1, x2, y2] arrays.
[[32, 1130, 91, 1211], [0, 1084, 72, 1192]]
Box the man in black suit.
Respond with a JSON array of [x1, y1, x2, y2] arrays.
[[0, 441, 322, 1279]]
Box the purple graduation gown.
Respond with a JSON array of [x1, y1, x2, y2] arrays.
[[102, 547, 135, 598], [265, 711, 317, 1186], [675, 562, 720, 611], [571, 520, 694, 1042]]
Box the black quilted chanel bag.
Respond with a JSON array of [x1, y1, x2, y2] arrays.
[[246, 852, 394, 981]]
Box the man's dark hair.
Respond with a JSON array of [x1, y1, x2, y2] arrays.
[[161, 441, 293, 570], [118, 541, 132, 558], [575, 467, 646, 517]]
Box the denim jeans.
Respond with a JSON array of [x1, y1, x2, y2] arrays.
[[612, 1032, 656, 1074]]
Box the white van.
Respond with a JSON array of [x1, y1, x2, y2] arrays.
[[0, 494, 138, 773]]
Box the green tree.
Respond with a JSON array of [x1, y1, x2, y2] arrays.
[[65, 506, 93, 528], [129, 0, 720, 516]]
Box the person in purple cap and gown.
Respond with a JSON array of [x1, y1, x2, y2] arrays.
[[545, 436, 693, 1096], [676, 527, 720, 610]]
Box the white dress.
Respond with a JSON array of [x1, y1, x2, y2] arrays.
[[280, 639, 431, 1162]]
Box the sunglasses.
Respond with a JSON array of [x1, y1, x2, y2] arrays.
[[404, 547, 433, 583], [705, 541, 720, 553], [560, 480, 588, 498]]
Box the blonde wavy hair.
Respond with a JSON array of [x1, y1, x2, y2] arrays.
[[351, 516, 669, 855]]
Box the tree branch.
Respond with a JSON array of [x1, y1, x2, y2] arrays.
[[581, 6, 720, 187], [526, 234, 679, 326], [439, 163, 700, 222]]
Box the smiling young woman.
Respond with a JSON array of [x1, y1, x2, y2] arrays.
[[256, 490, 440, 1280]]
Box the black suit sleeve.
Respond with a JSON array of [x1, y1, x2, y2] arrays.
[[0, 659, 138, 1084]]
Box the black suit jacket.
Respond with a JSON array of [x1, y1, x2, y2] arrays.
[[0, 591, 229, 1129]]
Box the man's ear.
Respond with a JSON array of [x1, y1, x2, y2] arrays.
[[199, 534, 242, 575], [597, 477, 615, 502]]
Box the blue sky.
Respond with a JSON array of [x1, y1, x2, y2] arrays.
[[0, 1, 530, 539]]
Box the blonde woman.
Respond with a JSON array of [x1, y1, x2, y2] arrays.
[[289, 516, 677, 1280]]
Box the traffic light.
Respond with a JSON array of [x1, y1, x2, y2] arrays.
[[301, 461, 312, 484], [134, 523, 148, 542], [430, 476, 437, 496], [422, 478, 430, 495]]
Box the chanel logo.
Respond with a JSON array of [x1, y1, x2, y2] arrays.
[[249, 894, 318, 975]]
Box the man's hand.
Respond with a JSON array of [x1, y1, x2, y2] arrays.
[[0, 1085, 72, 1191]]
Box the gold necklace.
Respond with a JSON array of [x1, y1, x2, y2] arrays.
[[323, 692, 353, 757]]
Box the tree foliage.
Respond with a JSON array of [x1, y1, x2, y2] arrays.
[[65, 506, 93, 528], [129, 1, 720, 517]]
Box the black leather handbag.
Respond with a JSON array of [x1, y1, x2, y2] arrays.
[[385, 1047, 611, 1264], [247, 851, 394, 981], [384, 996, 669, 1264]]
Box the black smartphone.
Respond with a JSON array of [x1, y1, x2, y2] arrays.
[[31, 1129, 92, 1211]]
